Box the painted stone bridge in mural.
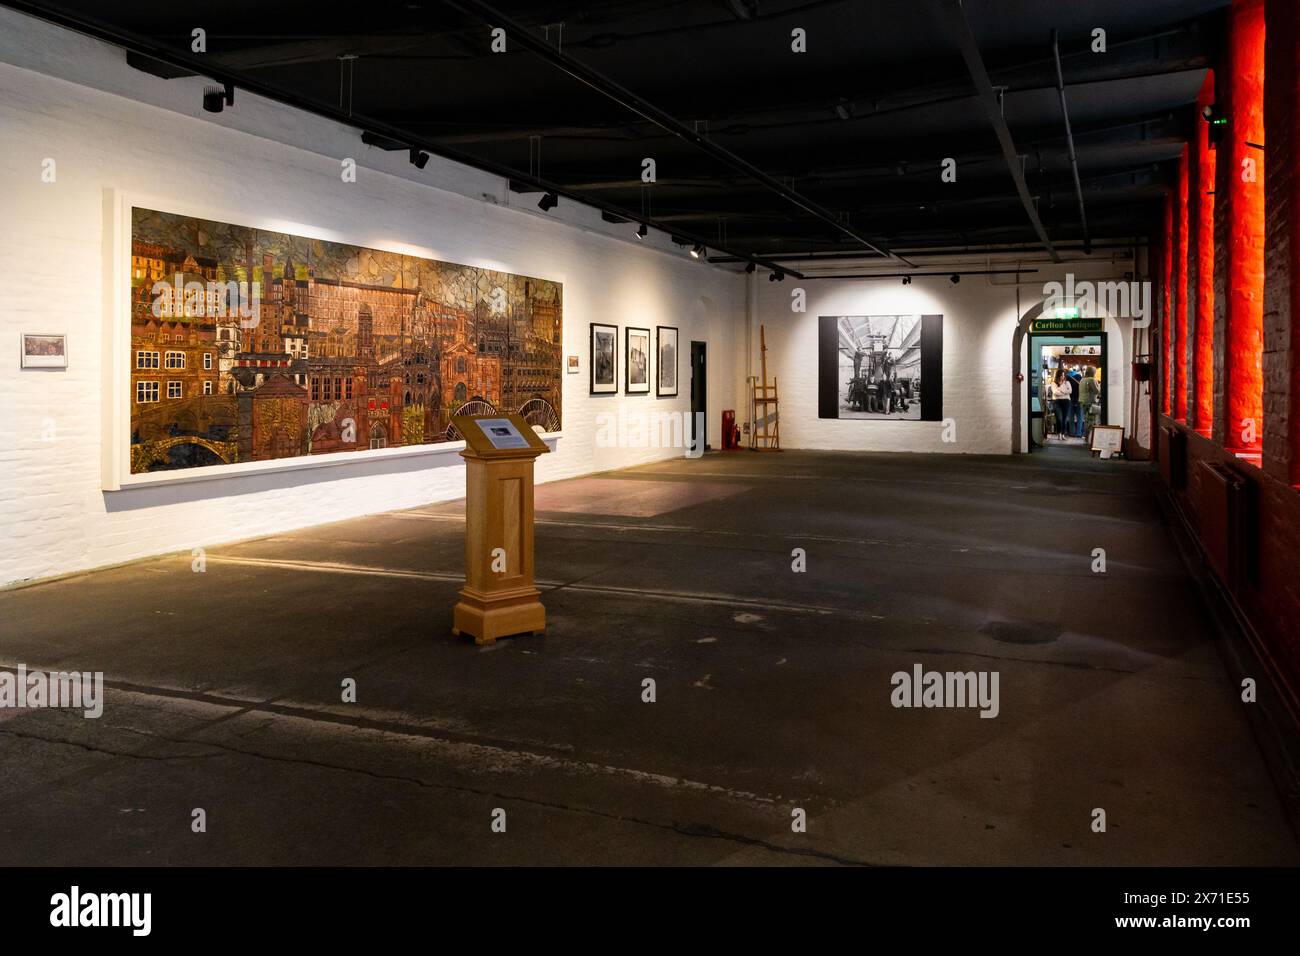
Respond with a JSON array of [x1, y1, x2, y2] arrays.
[[131, 435, 237, 472]]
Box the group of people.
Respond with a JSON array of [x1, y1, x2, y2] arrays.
[[1044, 365, 1101, 439], [848, 348, 911, 414]]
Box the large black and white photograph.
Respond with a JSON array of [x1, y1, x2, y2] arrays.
[[818, 314, 943, 421]]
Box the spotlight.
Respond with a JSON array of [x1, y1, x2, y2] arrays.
[[768, 269, 785, 282], [538, 192, 558, 211], [745, 262, 756, 274], [768, 271, 777, 282], [636, 223, 648, 239], [950, 273, 960, 284], [203, 83, 233, 113], [902, 275, 912, 285], [690, 243, 705, 259], [1203, 102, 1227, 148], [408, 148, 429, 169]]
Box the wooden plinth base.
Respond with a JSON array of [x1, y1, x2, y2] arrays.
[[452, 584, 546, 645]]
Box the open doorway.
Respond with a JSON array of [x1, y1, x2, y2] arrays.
[[1029, 333, 1106, 452], [690, 341, 708, 451]]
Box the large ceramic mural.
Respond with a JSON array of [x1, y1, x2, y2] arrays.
[[128, 207, 562, 473]]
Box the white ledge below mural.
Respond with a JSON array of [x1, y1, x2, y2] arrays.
[[106, 431, 563, 491]]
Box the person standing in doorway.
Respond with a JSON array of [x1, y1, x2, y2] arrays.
[[1051, 370, 1072, 437], [1067, 366, 1083, 437], [1080, 366, 1101, 437]]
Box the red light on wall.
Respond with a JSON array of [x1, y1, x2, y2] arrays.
[[1162, 197, 1174, 417], [1194, 71, 1216, 435], [1227, 0, 1265, 456], [1175, 146, 1189, 422]]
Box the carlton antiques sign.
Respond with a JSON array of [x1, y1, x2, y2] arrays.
[[1030, 310, 1104, 334]]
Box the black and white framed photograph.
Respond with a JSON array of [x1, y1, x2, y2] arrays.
[[818, 314, 943, 421], [656, 325, 678, 397], [20, 333, 68, 369], [625, 326, 650, 394], [590, 322, 617, 394]]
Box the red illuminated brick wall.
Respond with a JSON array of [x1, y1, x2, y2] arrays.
[[1227, 0, 1266, 453], [1156, 0, 1300, 725], [1194, 73, 1217, 435], [1162, 196, 1174, 416], [1176, 147, 1190, 421]]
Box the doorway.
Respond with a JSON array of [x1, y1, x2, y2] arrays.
[[1029, 333, 1105, 451], [690, 341, 707, 451]]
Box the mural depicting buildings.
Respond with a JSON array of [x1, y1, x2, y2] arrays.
[[129, 207, 563, 472]]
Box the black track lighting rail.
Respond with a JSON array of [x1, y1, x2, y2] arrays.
[[1, 0, 801, 278]]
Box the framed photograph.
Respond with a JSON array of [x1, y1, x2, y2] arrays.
[[566, 355, 580, 374], [590, 323, 617, 394], [817, 314, 944, 421], [656, 325, 678, 397], [625, 326, 651, 394], [21, 333, 68, 369]]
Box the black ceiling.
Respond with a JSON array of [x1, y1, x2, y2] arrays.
[[9, 0, 1228, 265]]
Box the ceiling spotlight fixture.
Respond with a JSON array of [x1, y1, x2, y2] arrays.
[[537, 192, 558, 212], [636, 223, 648, 239], [745, 261, 757, 274], [902, 275, 912, 285], [950, 273, 960, 284], [833, 101, 852, 121], [690, 243, 705, 259], [408, 148, 430, 169], [1202, 102, 1227, 148], [202, 83, 233, 113]]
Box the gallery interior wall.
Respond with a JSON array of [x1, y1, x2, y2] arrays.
[[0, 10, 744, 586], [750, 261, 1140, 455]]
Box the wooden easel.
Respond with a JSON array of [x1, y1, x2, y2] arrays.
[[750, 324, 781, 450]]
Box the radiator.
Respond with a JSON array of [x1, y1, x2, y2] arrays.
[[1193, 460, 1247, 591], [1158, 424, 1187, 489]]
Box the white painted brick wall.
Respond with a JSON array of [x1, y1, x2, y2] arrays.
[[0, 11, 744, 586], [751, 267, 1137, 454]]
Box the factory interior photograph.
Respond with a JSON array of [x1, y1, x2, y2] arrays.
[[1, 0, 1298, 937]]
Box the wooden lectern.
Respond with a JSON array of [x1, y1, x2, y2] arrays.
[[449, 413, 551, 645]]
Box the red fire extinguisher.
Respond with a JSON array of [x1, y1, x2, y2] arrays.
[[722, 409, 740, 450]]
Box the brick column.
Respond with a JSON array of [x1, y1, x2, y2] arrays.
[[1265, 0, 1297, 482]]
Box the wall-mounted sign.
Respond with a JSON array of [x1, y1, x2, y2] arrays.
[[21, 333, 68, 369], [1031, 316, 1103, 334]]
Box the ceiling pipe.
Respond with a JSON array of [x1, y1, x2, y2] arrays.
[[939, 0, 1061, 263], [438, 0, 910, 266], [800, 269, 1040, 280], [1052, 28, 1091, 255], [0, 0, 799, 278]]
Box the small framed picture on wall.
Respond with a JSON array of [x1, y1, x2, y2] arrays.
[[656, 326, 678, 397], [20, 333, 68, 369], [625, 326, 651, 394], [567, 355, 580, 374], [590, 323, 618, 394]]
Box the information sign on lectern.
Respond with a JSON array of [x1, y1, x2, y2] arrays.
[[449, 413, 551, 644]]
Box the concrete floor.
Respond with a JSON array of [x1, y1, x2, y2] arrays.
[[1, 447, 1296, 865]]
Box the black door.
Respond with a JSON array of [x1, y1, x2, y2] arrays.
[[690, 341, 707, 451]]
